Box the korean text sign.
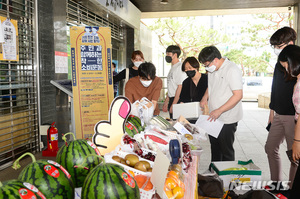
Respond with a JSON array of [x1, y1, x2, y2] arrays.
[[70, 26, 114, 139]]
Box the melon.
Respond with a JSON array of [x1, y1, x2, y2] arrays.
[[125, 115, 144, 137], [56, 132, 101, 187], [13, 152, 74, 199], [81, 156, 140, 199], [0, 179, 46, 199]]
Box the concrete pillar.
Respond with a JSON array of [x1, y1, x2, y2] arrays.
[[295, 3, 300, 45]]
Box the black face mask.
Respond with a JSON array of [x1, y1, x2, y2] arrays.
[[165, 56, 172, 63], [186, 70, 196, 78]]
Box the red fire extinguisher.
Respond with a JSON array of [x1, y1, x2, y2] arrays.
[[42, 122, 59, 157]]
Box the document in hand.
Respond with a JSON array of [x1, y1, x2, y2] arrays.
[[195, 115, 224, 138]]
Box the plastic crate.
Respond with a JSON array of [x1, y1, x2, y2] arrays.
[[104, 150, 156, 199]]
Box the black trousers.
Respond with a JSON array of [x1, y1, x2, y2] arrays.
[[168, 97, 175, 119], [209, 122, 238, 162], [291, 165, 300, 198]]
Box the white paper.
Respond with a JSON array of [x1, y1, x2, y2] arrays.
[[150, 149, 170, 198], [195, 115, 224, 138], [173, 122, 192, 135], [2, 19, 16, 60]]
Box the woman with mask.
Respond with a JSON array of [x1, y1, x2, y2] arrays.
[[113, 50, 145, 94], [125, 62, 162, 115], [178, 57, 208, 123], [278, 45, 300, 199]]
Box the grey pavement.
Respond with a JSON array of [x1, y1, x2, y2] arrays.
[[161, 102, 291, 182]]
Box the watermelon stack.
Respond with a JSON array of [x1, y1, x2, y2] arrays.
[[13, 152, 74, 199], [81, 156, 140, 199], [125, 115, 144, 137], [56, 132, 102, 187], [0, 179, 46, 199]]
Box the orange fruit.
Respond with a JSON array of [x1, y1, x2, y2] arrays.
[[172, 186, 184, 199], [167, 170, 179, 180], [165, 177, 177, 190], [165, 189, 173, 198], [134, 175, 153, 191]]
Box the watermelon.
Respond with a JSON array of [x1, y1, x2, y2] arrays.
[[56, 132, 101, 187], [81, 157, 140, 199], [13, 152, 74, 199], [0, 179, 46, 199], [125, 115, 144, 137]]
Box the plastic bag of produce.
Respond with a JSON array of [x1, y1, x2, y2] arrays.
[[164, 167, 186, 199], [131, 97, 154, 126]]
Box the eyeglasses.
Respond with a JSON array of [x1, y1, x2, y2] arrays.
[[202, 60, 213, 68], [271, 43, 288, 49]]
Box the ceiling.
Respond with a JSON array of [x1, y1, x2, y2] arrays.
[[129, 0, 300, 13]]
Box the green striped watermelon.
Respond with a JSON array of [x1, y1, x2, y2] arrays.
[[56, 132, 102, 187], [81, 162, 140, 199], [125, 115, 144, 137], [13, 153, 74, 199], [0, 179, 46, 199]]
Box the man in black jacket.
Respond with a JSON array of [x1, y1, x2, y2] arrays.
[[265, 27, 297, 193]]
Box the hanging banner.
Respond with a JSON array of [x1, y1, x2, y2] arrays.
[[70, 26, 114, 139], [0, 16, 18, 61]]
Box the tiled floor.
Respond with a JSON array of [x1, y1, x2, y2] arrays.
[[0, 102, 291, 183], [196, 102, 290, 182]]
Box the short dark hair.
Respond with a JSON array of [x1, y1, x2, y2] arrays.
[[198, 46, 222, 64], [112, 62, 116, 68], [138, 62, 156, 80], [166, 45, 181, 58], [182, 57, 199, 71], [278, 45, 300, 77], [270, 27, 297, 46]]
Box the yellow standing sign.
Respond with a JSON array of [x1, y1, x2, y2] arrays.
[[70, 26, 114, 139]]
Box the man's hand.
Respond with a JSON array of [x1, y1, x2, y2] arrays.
[[162, 101, 168, 112], [207, 108, 222, 122], [293, 141, 300, 161]]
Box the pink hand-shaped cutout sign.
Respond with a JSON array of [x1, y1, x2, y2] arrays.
[[93, 96, 131, 155]]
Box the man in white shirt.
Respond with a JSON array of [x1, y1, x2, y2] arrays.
[[199, 46, 243, 161], [162, 45, 187, 119]]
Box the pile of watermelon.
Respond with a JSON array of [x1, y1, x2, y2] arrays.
[[4, 132, 141, 199]]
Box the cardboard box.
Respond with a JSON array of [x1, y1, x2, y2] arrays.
[[173, 102, 202, 119], [210, 160, 262, 190]]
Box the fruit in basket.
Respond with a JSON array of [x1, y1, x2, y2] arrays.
[[134, 175, 153, 191], [56, 132, 101, 187], [81, 160, 140, 199], [165, 177, 177, 190], [125, 154, 139, 167], [125, 115, 144, 137], [13, 153, 74, 199], [134, 162, 147, 172], [184, 134, 193, 140], [172, 186, 184, 199], [139, 160, 151, 170], [120, 158, 126, 165], [0, 179, 47, 199], [147, 168, 152, 172], [112, 155, 122, 163]]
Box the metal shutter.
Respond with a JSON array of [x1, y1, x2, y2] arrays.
[[0, 0, 37, 170]]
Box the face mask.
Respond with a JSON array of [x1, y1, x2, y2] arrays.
[[140, 79, 152, 87], [186, 70, 196, 78], [134, 61, 143, 67], [205, 65, 217, 73], [274, 48, 282, 56], [165, 56, 172, 63]]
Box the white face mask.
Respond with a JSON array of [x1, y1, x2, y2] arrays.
[[274, 48, 282, 56], [205, 65, 217, 73], [134, 61, 143, 68], [140, 79, 152, 87]]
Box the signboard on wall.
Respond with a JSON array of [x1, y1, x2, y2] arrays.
[[70, 26, 114, 139], [0, 16, 18, 61]]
